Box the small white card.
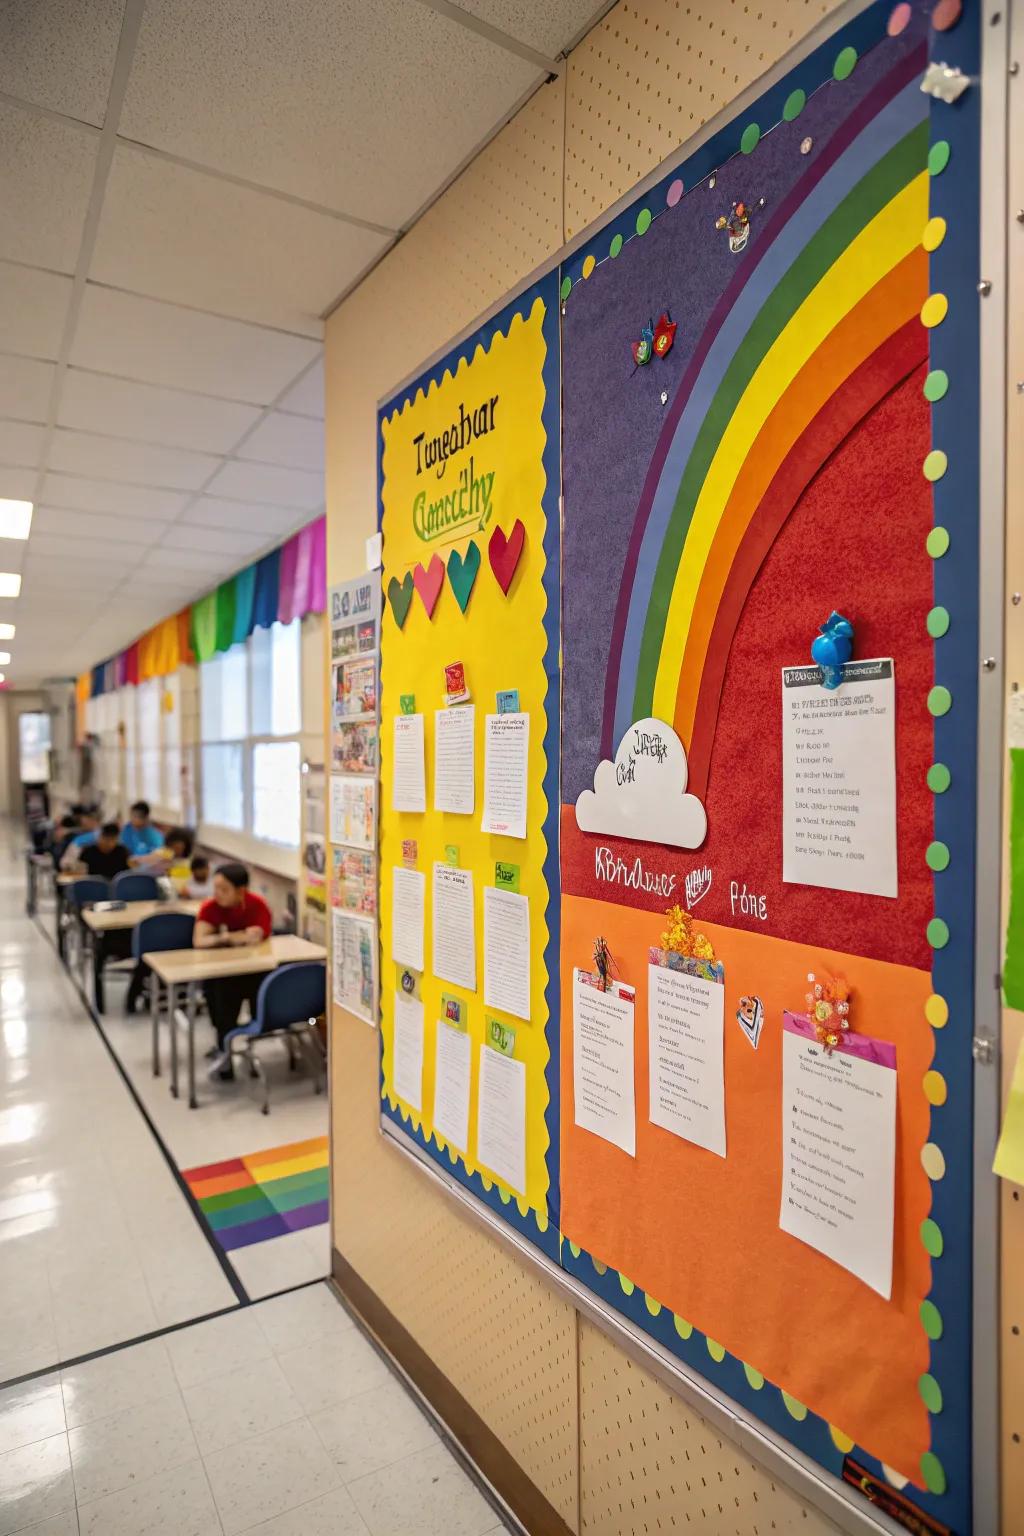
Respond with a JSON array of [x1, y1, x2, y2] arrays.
[[572, 970, 636, 1157], [434, 705, 475, 815], [483, 885, 530, 1021], [391, 991, 424, 1112], [481, 712, 528, 839], [432, 863, 476, 991], [648, 961, 726, 1157], [477, 1043, 526, 1195], [390, 866, 424, 972], [433, 1020, 471, 1156], [392, 714, 426, 813]]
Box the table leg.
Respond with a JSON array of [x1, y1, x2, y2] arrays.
[[187, 980, 198, 1110], [170, 980, 180, 1099], [151, 976, 161, 1078], [56, 888, 65, 962], [26, 857, 36, 916], [91, 932, 105, 1015]]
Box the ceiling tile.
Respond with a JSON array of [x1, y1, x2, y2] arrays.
[[71, 285, 321, 404], [276, 362, 323, 419], [41, 472, 188, 519], [118, 0, 538, 228], [0, 355, 55, 422], [0, 100, 97, 272], [0, 467, 38, 502], [0, 0, 126, 126], [236, 412, 323, 472], [181, 498, 304, 537], [138, 545, 236, 573], [24, 532, 141, 567], [0, 541, 27, 573], [205, 461, 322, 511], [59, 370, 261, 455], [0, 420, 45, 468], [0, 265, 73, 361], [48, 427, 221, 490], [92, 147, 387, 337], [157, 524, 269, 556], [32, 506, 171, 545], [454, 0, 605, 55]]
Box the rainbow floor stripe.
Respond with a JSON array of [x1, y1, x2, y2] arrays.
[[183, 1136, 329, 1251]]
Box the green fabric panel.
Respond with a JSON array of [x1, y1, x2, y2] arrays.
[[1005, 747, 1024, 1009], [190, 592, 219, 664], [231, 564, 257, 646], [214, 579, 237, 654]]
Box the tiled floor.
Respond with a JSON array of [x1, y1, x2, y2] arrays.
[[0, 1283, 511, 1535]]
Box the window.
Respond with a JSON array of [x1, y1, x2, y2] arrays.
[[250, 621, 300, 737], [136, 679, 162, 807], [252, 741, 301, 846], [201, 743, 245, 830]]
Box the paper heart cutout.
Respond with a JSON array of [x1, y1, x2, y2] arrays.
[[447, 540, 481, 613], [412, 554, 445, 618], [387, 571, 414, 629], [488, 519, 526, 596]]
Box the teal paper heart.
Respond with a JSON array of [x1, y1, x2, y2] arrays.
[[387, 571, 414, 629], [447, 540, 481, 614]]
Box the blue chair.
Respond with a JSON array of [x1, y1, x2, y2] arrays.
[[112, 871, 161, 901], [224, 963, 327, 1114], [67, 877, 111, 910], [133, 912, 197, 1074]]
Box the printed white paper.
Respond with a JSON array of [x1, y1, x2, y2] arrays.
[[477, 1044, 526, 1195], [391, 991, 424, 1112], [648, 963, 726, 1156], [391, 866, 425, 972], [483, 885, 530, 1021], [432, 863, 476, 991], [392, 714, 426, 813], [782, 659, 897, 897], [433, 1020, 471, 1155], [779, 1014, 897, 1298], [481, 712, 528, 839], [331, 908, 376, 1025], [329, 775, 376, 850], [573, 970, 636, 1157], [434, 705, 475, 815]]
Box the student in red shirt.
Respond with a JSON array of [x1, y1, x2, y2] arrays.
[[194, 862, 272, 1080]]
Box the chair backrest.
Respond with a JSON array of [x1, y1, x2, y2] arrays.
[[132, 910, 196, 961], [68, 877, 110, 909], [112, 871, 161, 902], [254, 963, 326, 1034]]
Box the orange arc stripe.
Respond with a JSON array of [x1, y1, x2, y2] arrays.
[[242, 1136, 328, 1171], [190, 1169, 255, 1199], [672, 246, 927, 745]]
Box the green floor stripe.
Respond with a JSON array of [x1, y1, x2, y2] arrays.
[[265, 1179, 329, 1216], [207, 1196, 278, 1232], [200, 1182, 263, 1215], [257, 1165, 329, 1200]]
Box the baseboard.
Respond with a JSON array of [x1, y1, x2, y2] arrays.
[[331, 1247, 575, 1536]]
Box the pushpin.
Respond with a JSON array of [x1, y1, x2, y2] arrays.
[[811, 610, 854, 689]]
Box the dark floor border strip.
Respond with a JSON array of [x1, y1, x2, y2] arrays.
[[30, 909, 250, 1306], [332, 1247, 571, 1536], [0, 1277, 327, 1392]]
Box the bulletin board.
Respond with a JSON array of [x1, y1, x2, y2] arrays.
[[375, 2, 990, 1532]]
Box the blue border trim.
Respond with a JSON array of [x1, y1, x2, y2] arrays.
[[375, 273, 563, 1264]]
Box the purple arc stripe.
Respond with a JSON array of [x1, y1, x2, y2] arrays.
[[600, 41, 927, 760], [217, 1212, 290, 1251], [282, 1199, 330, 1233]]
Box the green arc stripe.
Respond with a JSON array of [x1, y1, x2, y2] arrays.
[[208, 1197, 277, 1232], [632, 122, 928, 721], [266, 1180, 329, 1216], [198, 1164, 328, 1214]]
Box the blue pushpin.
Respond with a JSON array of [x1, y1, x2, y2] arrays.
[[811, 611, 854, 690]]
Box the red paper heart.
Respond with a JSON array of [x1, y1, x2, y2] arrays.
[[412, 554, 445, 618], [488, 519, 526, 595]]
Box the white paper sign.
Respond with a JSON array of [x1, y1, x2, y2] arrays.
[[648, 962, 725, 1156], [432, 863, 476, 991], [779, 1013, 897, 1298], [433, 1020, 471, 1155], [481, 712, 528, 839], [391, 991, 424, 1112], [477, 1044, 526, 1195], [572, 970, 636, 1157], [392, 714, 426, 813], [782, 659, 897, 898], [483, 885, 530, 1021], [331, 908, 376, 1025], [434, 706, 475, 815], [391, 866, 424, 972], [329, 775, 376, 850]]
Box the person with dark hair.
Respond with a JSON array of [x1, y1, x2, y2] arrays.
[[184, 854, 213, 900], [59, 807, 100, 869], [194, 863, 273, 1079], [122, 800, 162, 861], [76, 823, 131, 881], [50, 813, 80, 868]]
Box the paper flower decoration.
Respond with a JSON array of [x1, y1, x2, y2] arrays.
[[653, 312, 677, 358], [804, 972, 851, 1053], [715, 198, 765, 253], [631, 322, 655, 367], [661, 905, 716, 962]]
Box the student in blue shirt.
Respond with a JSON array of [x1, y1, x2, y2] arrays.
[[59, 808, 100, 869], [121, 801, 163, 861]]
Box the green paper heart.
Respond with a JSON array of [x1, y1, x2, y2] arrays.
[[447, 540, 481, 613], [387, 571, 414, 629]]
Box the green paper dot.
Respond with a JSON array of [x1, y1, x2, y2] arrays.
[[927, 526, 950, 558], [920, 1452, 947, 1495], [926, 841, 950, 872], [919, 1373, 944, 1414], [618, 1273, 635, 1296], [833, 45, 858, 80], [744, 1363, 765, 1390], [929, 140, 951, 176], [740, 122, 761, 154], [593, 1259, 608, 1275], [924, 369, 949, 402], [782, 1392, 808, 1420], [783, 88, 806, 121], [928, 763, 951, 793], [559, 275, 571, 301], [609, 232, 623, 259], [921, 1218, 944, 1256], [673, 1314, 693, 1340], [920, 1299, 944, 1339], [569, 1240, 581, 1258], [927, 606, 950, 638], [927, 917, 950, 949], [706, 1338, 726, 1362], [928, 685, 952, 717], [498, 1186, 510, 1204], [636, 208, 652, 236], [644, 1293, 662, 1316], [923, 449, 948, 482]]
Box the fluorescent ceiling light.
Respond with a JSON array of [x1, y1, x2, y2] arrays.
[[0, 624, 13, 640], [0, 673, 5, 684], [0, 574, 21, 598], [0, 652, 9, 665], [0, 500, 32, 540]]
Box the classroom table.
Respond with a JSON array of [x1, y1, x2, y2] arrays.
[[144, 936, 327, 1109], [54, 873, 75, 960], [81, 899, 202, 1014], [25, 851, 50, 916]]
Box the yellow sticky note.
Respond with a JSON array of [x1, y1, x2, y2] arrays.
[[993, 1038, 1024, 1185]]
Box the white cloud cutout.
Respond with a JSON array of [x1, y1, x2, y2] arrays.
[[575, 717, 707, 849]]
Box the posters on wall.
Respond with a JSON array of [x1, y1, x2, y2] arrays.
[[331, 907, 376, 1025], [301, 764, 327, 944]]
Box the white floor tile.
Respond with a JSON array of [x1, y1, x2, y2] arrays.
[[252, 1284, 352, 1355], [310, 1380, 438, 1482], [167, 1308, 270, 1391], [0, 1374, 65, 1457], [61, 1338, 178, 1430], [229, 1232, 327, 1299], [9, 1513, 79, 1536], [203, 1416, 341, 1535], [67, 1391, 197, 1506], [0, 1433, 74, 1536], [182, 1357, 304, 1456], [77, 1459, 221, 1536], [236, 1486, 370, 1535], [348, 1442, 499, 1536], [275, 1329, 390, 1416]]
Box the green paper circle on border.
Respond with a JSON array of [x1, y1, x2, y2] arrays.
[[744, 1363, 765, 1389], [928, 685, 952, 717], [559, 275, 572, 301], [783, 88, 806, 121], [927, 917, 950, 949], [926, 840, 950, 872], [920, 1299, 944, 1339], [593, 1258, 607, 1275], [706, 1338, 726, 1362], [833, 45, 858, 79], [921, 1218, 944, 1256], [924, 369, 949, 402], [740, 122, 760, 154], [923, 449, 948, 482], [920, 1452, 947, 1495], [673, 1314, 693, 1339], [929, 140, 951, 176], [919, 1373, 944, 1414], [569, 1241, 581, 1258], [636, 208, 652, 236], [928, 763, 951, 793], [926, 526, 950, 558], [619, 1273, 635, 1295], [781, 1392, 808, 1420], [927, 606, 950, 638], [609, 233, 623, 259]]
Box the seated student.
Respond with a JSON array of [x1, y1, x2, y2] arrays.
[[183, 854, 213, 900], [193, 863, 272, 1080], [121, 801, 163, 862], [73, 822, 131, 882], [59, 807, 100, 869], [133, 824, 193, 874], [51, 813, 80, 868]]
